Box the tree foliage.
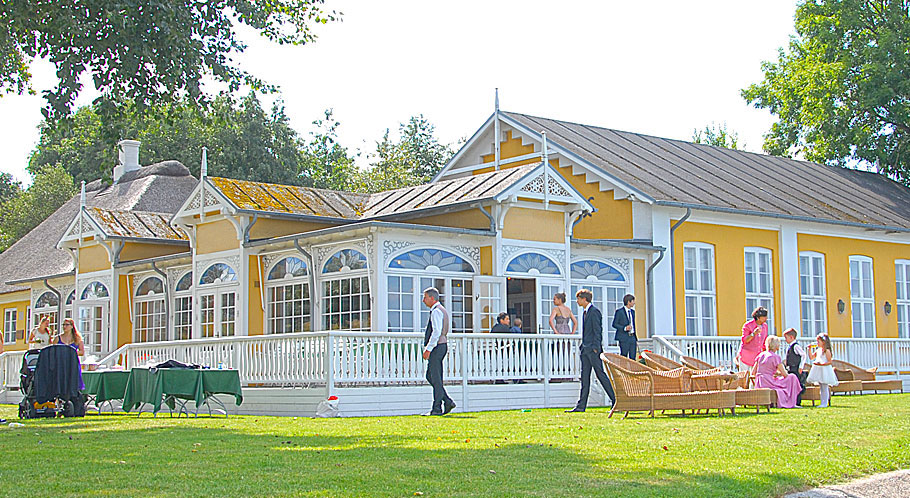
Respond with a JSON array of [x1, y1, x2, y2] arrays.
[[742, 0, 910, 183], [0, 164, 76, 252], [355, 115, 454, 193], [29, 94, 315, 186], [692, 122, 740, 149], [0, 173, 22, 206], [0, 1, 339, 120], [300, 110, 357, 190]]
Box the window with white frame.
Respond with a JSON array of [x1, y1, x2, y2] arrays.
[[744, 247, 774, 332], [266, 256, 311, 334], [134, 277, 166, 343], [4, 309, 16, 344], [897, 260, 910, 339], [799, 252, 827, 335], [65, 291, 75, 320], [198, 263, 238, 338], [33, 291, 59, 333], [849, 255, 875, 338], [79, 281, 110, 355], [386, 249, 475, 333], [322, 249, 370, 331], [683, 243, 717, 336], [570, 259, 629, 342], [174, 271, 193, 340]]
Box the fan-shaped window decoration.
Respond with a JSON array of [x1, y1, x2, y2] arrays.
[[36, 291, 60, 308], [66, 291, 75, 305], [268, 257, 308, 280], [136, 277, 164, 296], [322, 249, 367, 274], [176, 272, 193, 292], [389, 249, 474, 273], [506, 253, 560, 275], [571, 260, 626, 282], [199, 263, 237, 285], [81, 281, 109, 300]]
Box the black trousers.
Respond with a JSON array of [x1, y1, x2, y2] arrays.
[[789, 368, 808, 404], [426, 343, 453, 412], [618, 337, 638, 360], [576, 348, 616, 409]]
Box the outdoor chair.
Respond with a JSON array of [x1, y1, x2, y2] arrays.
[[680, 356, 715, 371], [601, 354, 736, 418], [831, 360, 904, 393], [602, 353, 692, 393], [641, 352, 737, 392], [641, 351, 684, 371]]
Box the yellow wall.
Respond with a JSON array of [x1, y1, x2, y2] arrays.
[[249, 219, 334, 240], [248, 255, 264, 336], [402, 209, 492, 230], [196, 219, 239, 255], [79, 244, 111, 273], [0, 291, 31, 351], [478, 130, 538, 172], [673, 222, 782, 336], [798, 234, 908, 338], [117, 275, 132, 347], [120, 242, 188, 262], [502, 208, 565, 243], [480, 246, 493, 275], [633, 259, 648, 338]]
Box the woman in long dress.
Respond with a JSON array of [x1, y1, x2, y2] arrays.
[[548, 293, 578, 334], [751, 336, 803, 408]]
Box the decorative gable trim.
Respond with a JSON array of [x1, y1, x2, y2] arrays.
[[493, 163, 594, 212], [171, 178, 239, 227]]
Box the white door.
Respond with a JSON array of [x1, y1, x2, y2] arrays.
[[199, 290, 237, 338], [78, 303, 107, 356], [537, 279, 564, 334], [473, 276, 505, 333]]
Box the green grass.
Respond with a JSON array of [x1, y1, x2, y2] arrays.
[[1, 395, 909, 497]]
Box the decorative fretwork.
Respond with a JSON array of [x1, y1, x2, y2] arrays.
[[547, 177, 572, 197], [188, 191, 202, 210], [453, 245, 481, 269], [520, 175, 545, 194], [203, 189, 220, 207], [605, 257, 631, 276], [382, 240, 415, 263]]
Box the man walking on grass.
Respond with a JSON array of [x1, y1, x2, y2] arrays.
[[566, 288, 616, 412], [422, 287, 455, 416]]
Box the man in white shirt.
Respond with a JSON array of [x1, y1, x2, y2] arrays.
[[422, 287, 455, 416]]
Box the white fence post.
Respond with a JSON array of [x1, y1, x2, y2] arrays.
[[460, 336, 470, 411], [542, 336, 551, 407], [325, 333, 335, 397]]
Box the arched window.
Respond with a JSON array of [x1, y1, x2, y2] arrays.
[[81, 281, 109, 300], [198, 263, 238, 338], [386, 248, 474, 333], [66, 291, 75, 305], [65, 290, 75, 320], [134, 277, 166, 343], [266, 257, 311, 333], [34, 291, 60, 333], [570, 259, 630, 344], [174, 271, 193, 340], [506, 253, 560, 275], [321, 249, 369, 331]]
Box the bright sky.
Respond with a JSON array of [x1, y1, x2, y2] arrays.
[[0, 0, 797, 185]]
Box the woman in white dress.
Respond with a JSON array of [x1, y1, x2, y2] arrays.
[[27, 317, 53, 349], [806, 333, 838, 408]]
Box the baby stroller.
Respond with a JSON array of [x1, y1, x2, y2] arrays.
[[18, 345, 86, 419]]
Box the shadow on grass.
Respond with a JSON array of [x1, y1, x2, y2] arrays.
[[0, 419, 809, 498]]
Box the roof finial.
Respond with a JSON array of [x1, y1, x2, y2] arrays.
[[495, 88, 499, 112], [201, 146, 208, 179], [494, 88, 501, 171], [80, 180, 86, 209], [542, 131, 549, 208]]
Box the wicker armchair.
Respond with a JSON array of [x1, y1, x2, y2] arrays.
[[601, 354, 736, 418], [641, 351, 684, 371], [681, 356, 715, 371], [602, 353, 692, 393], [831, 360, 904, 393]]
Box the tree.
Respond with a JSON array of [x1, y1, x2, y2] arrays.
[[692, 123, 740, 149], [1, 1, 339, 120], [742, 0, 910, 183], [0, 164, 76, 252], [29, 94, 312, 186], [355, 115, 454, 193], [299, 110, 357, 190], [0, 173, 22, 206]]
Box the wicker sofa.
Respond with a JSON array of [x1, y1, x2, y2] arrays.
[[832, 360, 904, 393]]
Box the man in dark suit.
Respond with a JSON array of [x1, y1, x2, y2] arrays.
[[612, 294, 638, 360], [422, 287, 455, 416], [566, 288, 616, 412]]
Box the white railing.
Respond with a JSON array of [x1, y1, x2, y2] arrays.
[[655, 335, 910, 375], [1, 350, 26, 390]]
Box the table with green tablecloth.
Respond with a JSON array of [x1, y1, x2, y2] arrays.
[[121, 368, 243, 417], [81, 370, 131, 412]]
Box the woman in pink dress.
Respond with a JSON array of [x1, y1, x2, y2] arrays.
[[752, 335, 803, 408], [737, 307, 769, 372]]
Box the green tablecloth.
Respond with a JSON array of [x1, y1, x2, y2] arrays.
[[81, 370, 131, 403], [122, 368, 243, 414]]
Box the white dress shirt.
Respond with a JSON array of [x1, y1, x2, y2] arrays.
[[425, 302, 445, 352]]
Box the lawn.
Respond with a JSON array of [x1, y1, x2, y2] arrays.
[[1, 394, 908, 497]]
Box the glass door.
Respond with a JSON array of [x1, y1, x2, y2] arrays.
[[537, 280, 564, 334], [78, 304, 107, 356], [199, 290, 237, 338], [473, 276, 505, 333]]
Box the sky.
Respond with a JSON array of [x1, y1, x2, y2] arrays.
[[0, 0, 798, 185]]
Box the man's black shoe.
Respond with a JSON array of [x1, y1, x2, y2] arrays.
[[442, 401, 456, 415], [422, 411, 444, 416], [564, 408, 585, 413]]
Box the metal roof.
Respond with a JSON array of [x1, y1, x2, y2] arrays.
[[86, 207, 187, 241], [501, 111, 910, 230], [208, 177, 368, 219]]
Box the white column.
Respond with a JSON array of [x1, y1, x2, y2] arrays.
[[779, 224, 801, 332], [650, 209, 673, 335]]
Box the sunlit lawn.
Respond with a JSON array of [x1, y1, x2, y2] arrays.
[[1, 394, 909, 497]]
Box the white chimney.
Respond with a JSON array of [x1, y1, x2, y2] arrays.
[[113, 139, 141, 182]]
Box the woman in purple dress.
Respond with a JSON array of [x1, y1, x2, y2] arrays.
[[751, 336, 803, 408]]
